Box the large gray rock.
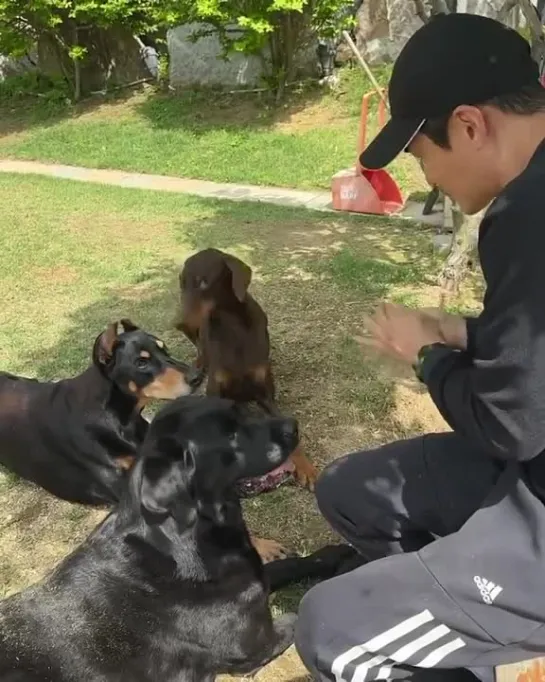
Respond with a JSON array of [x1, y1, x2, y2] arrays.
[[387, 0, 425, 57], [354, 0, 522, 66], [168, 24, 265, 88], [0, 53, 36, 81], [168, 23, 319, 89], [355, 0, 426, 64], [457, 0, 511, 18], [356, 0, 389, 46]]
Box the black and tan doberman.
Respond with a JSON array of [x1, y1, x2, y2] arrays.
[[0, 319, 202, 506]]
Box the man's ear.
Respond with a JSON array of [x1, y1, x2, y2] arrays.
[[224, 254, 252, 302], [140, 443, 196, 515]]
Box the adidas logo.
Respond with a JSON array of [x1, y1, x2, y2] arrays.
[[474, 576, 503, 604]]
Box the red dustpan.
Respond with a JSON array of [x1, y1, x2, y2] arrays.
[[357, 91, 404, 212], [331, 89, 404, 215]]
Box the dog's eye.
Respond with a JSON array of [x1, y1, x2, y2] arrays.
[[136, 358, 149, 370]]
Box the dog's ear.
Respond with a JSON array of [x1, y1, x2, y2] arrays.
[[93, 322, 119, 366], [140, 442, 196, 515], [119, 318, 139, 333], [224, 254, 252, 302]]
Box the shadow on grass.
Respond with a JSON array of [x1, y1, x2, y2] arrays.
[[133, 64, 393, 133], [0, 78, 332, 142], [135, 84, 327, 135], [0, 87, 142, 138], [2, 195, 441, 607], [0, 64, 394, 141]]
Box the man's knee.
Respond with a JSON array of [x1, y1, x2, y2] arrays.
[[295, 581, 332, 681], [315, 450, 377, 529], [314, 459, 340, 524]]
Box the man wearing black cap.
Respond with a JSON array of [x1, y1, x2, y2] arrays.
[[295, 12, 545, 682]]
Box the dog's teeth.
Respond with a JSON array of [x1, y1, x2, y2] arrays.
[[267, 444, 283, 464]]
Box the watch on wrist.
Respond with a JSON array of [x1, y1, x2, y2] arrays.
[[413, 342, 448, 382]]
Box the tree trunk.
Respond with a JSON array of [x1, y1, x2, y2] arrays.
[[73, 26, 81, 102], [423, 185, 440, 215], [268, 10, 313, 102], [38, 24, 149, 97], [437, 203, 482, 301]]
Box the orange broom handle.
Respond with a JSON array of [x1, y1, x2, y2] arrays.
[[357, 89, 388, 171], [378, 94, 387, 129], [357, 93, 371, 172]]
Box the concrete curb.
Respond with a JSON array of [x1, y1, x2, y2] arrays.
[[0, 159, 444, 228]]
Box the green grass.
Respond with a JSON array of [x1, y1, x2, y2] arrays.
[[0, 173, 481, 679], [0, 67, 428, 196]]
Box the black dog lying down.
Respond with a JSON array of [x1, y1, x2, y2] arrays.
[[0, 396, 355, 682], [0, 319, 201, 507]]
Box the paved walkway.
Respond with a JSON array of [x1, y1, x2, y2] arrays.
[[0, 159, 332, 209], [0, 159, 443, 227]]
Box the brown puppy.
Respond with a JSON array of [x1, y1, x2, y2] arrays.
[[177, 248, 318, 487], [176, 248, 318, 561]]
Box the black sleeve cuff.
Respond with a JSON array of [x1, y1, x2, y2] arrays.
[[465, 317, 479, 356], [420, 345, 462, 385]]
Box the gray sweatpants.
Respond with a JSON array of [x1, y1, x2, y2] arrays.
[[295, 433, 545, 682]]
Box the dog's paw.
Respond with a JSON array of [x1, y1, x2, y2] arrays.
[[308, 544, 360, 574], [251, 536, 295, 563], [292, 456, 319, 492], [274, 612, 298, 636]]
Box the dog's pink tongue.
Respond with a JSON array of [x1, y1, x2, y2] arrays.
[[236, 457, 295, 498], [267, 458, 295, 477]]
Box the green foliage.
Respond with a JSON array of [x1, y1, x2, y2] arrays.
[[0, 0, 161, 53], [0, 0, 355, 99], [0, 0, 164, 99], [162, 0, 355, 93], [0, 70, 70, 103], [170, 0, 355, 45]]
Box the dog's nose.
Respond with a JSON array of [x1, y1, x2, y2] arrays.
[[188, 365, 204, 388], [282, 418, 298, 442]]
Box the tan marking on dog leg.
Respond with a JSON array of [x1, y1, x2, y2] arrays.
[[290, 445, 318, 491], [250, 535, 290, 563], [213, 369, 231, 386], [251, 364, 269, 383], [116, 455, 136, 471]]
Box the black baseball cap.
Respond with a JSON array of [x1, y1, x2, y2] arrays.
[[359, 13, 540, 170]]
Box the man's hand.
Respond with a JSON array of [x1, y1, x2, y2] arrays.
[[420, 308, 468, 350], [361, 303, 445, 366]]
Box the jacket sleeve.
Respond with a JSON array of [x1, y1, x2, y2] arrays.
[[421, 207, 545, 461], [465, 317, 479, 356]]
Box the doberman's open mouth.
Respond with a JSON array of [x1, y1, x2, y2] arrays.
[[235, 458, 295, 498]]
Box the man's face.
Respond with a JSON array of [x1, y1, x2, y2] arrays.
[[408, 106, 500, 214]]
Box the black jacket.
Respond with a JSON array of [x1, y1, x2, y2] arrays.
[[422, 139, 545, 483]]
